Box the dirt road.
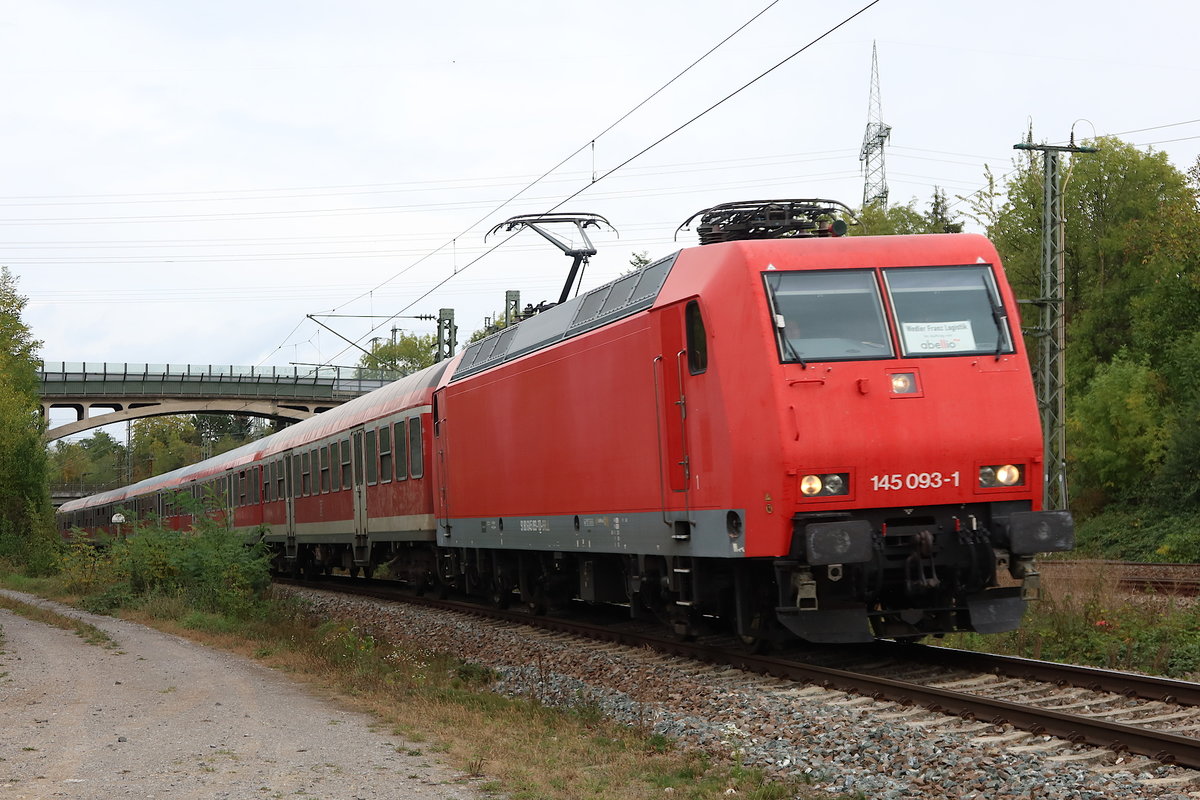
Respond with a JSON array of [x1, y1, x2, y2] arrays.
[[0, 590, 492, 800]]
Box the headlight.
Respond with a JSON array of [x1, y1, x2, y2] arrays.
[[800, 473, 850, 497], [979, 464, 1024, 487], [800, 475, 823, 496], [890, 372, 918, 394]]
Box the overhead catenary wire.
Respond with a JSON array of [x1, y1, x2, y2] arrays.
[[259, 0, 792, 367], [318, 0, 885, 368], [320, 0, 788, 318]]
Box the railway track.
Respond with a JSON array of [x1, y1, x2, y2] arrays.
[[1040, 559, 1200, 596], [276, 575, 1200, 772]]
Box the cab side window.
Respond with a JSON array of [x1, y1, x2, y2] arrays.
[[685, 300, 708, 374]]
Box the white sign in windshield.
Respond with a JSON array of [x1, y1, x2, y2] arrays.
[[901, 320, 976, 354]]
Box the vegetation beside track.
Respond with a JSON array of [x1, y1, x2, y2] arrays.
[[942, 560, 1200, 679], [0, 517, 831, 800]]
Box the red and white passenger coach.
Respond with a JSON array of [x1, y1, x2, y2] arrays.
[[58, 200, 1073, 644]]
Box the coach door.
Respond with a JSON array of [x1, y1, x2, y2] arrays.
[[351, 428, 369, 546], [284, 453, 297, 558]]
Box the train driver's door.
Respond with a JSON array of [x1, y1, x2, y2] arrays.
[[655, 298, 707, 538]]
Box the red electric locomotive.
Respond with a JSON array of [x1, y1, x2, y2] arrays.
[[57, 200, 1073, 644]]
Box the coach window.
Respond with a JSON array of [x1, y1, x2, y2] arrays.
[[320, 446, 331, 493], [685, 300, 708, 374], [378, 425, 393, 483], [301, 451, 312, 496], [365, 428, 378, 485], [276, 460, 285, 500], [408, 417, 423, 478], [328, 446, 340, 492], [340, 439, 352, 489], [394, 421, 408, 480]]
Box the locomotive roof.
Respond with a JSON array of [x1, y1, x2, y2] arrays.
[[452, 251, 679, 381]]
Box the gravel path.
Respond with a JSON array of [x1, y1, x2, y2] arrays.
[[283, 587, 1200, 800], [0, 589, 493, 800]]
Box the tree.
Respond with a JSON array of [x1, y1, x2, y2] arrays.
[[983, 135, 1200, 525], [852, 199, 926, 236], [925, 186, 963, 233], [80, 430, 126, 485], [357, 332, 437, 376], [130, 416, 201, 480], [990, 136, 1195, 391], [0, 267, 53, 571], [1066, 355, 1167, 512]]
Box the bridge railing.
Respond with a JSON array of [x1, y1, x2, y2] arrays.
[[39, 362, 401, 399]]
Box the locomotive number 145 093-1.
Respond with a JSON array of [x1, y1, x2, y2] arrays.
[[870, 471, 960, 491]]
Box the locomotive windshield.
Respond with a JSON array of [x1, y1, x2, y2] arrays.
[[882, 266, 1014, 357], [765, 270, 892, 362], [765, 264, 1015, 363]]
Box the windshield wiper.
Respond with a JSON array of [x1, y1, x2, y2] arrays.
[[983, 275, 1008, 361], [764, 275, 806, 368]]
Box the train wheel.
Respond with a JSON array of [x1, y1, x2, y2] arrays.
[[738, 624, 772, 655], [526, 588, 547, 616], [489, 581, 512, 610], [349, 565, 361, 578]]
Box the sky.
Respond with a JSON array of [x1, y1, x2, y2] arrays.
[[6, 0, 1200, 424]]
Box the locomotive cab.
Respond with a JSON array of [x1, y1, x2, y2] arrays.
[[674, 200, 1075, 643]]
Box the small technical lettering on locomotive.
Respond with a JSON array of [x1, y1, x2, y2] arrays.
[[519, 518, 550, 533]]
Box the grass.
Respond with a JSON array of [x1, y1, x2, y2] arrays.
[[0, 568, 836, 800], [940, 560, 1200, 678], [0, 591, 119, 649]]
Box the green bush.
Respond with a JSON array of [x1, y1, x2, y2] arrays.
[[54, 507, 271, 620], [1074, 507, 1200, 562]]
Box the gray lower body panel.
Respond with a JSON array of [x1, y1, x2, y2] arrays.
[[438, 508, 747, 559]]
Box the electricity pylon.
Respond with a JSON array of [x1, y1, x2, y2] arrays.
[[859, 42, 891, 209]]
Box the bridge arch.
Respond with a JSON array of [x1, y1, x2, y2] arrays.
[[43, 398, 327, 441]]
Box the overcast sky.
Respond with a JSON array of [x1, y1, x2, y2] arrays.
[[7, 0, 1199, 397]]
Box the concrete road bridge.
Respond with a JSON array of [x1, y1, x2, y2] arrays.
[[40, 362, 400, 441]]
